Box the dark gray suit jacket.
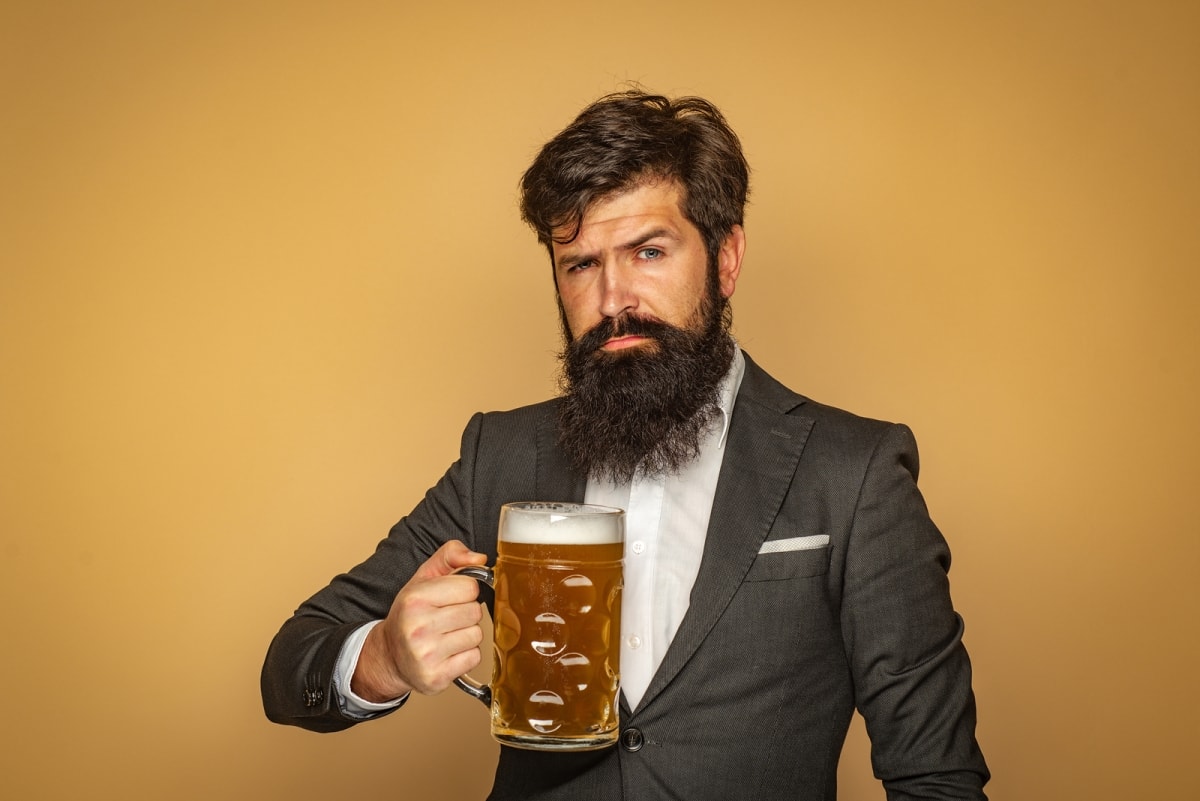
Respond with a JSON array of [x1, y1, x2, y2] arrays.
[[262, 353, 989, 799]]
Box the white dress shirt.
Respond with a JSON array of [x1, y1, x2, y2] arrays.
[[334, 346, 746, 716], [585, 346, 744, 710]]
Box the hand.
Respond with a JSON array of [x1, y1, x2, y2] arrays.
[[351, 540, 488, 702]]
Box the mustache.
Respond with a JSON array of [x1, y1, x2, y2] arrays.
[[572, 314, 679, 355]]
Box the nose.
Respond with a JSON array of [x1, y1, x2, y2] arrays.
[[598, 262, 637, 319]]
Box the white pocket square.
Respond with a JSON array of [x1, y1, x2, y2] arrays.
[[757, 535, 829, 554]]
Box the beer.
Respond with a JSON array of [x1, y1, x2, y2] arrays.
[[454, 502, 623, 751], [490, 538, 623, 749]]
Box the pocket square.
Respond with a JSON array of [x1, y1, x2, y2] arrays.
[[757, 534, 829, 554]]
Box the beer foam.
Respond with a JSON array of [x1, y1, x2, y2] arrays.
[[500, 502, 624, 544]]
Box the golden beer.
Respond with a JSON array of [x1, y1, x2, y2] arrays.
[[454, 502, 624, 751], [491, 539, 623, 749]]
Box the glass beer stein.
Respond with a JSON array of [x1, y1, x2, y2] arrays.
[[454, 502, 624, 751]]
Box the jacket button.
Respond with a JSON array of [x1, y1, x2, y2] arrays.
[[621, 727, 644, 752], [303, 688, 324, 708]]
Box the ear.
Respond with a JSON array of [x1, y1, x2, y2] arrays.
[[716, 225, 746, 299]]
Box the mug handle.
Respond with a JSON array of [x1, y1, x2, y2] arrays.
[[451, 565, 494, 707]]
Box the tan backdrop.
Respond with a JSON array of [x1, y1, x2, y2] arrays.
[[2, 2, 1196, 799]]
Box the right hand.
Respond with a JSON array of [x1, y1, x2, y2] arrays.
[[351, 540, 488, 702]]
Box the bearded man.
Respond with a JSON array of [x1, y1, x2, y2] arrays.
[[262, 90, 989, 800]]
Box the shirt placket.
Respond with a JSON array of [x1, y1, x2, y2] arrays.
[[620, 471, 666, 710]]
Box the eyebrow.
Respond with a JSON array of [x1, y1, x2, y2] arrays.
[[623, 227, 677, 251], [554, 226, 680, 272]]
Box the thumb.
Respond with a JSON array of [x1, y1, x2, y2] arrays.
[[414, 539, 488, 581]]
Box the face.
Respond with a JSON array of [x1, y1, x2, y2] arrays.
[[552, 180, 745, 350]]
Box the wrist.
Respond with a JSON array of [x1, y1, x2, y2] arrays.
[[351, 622, 412, 703]]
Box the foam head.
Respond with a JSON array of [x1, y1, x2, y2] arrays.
[[499, 502, 625, 545]]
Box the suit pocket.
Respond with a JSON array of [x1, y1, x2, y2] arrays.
[[745, 546, 831, 581]]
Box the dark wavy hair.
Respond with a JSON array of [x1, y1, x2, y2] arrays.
[[520, 90, 750, 267]]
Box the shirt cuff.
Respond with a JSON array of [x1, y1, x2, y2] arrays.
[[333, 620, 410, 719]]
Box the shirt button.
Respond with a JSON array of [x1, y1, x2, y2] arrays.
[[621, 727, 644, 752], [631, 540, 646, 555], [627, 635, 642, 650]]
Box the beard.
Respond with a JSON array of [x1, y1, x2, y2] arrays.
[[556, 276, 735, 484]]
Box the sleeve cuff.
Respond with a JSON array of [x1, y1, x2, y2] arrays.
[[333, 620, 410, 719]]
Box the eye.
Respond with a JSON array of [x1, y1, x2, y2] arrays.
[[638, 247, 663, 260], [565, 258, 595, 273]]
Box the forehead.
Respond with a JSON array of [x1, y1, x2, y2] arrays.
[[555, 180, 689, 244]]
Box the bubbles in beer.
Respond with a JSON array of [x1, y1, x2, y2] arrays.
[[488, 502, 623, 749], [493, 602, 521, 652], [528, 690, 565, 734], [557, 651, 592, 691], [490, 539, 622, 746], [531, 612, 566, 657], [559, 573, 597, 615]]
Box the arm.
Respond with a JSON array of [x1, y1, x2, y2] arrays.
[[260, 414, 488, 732], [840, 424, 989, 799], [350, 540, 486, 703]]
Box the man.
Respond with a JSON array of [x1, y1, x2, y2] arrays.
[[262, 90, 989, 800]]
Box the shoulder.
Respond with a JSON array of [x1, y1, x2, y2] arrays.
[[454, 398, 561, 466], [738, 352, 918, 471], [739, 352, 895, 436], [470, 397, 559, 438]]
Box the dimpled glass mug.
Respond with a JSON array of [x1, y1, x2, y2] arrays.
[[454, 502, 624, 751]]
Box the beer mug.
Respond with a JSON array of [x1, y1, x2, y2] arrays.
[[454, 502, 624, 751]]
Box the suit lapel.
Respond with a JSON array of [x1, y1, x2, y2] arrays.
[[635, 355, 814, 710]]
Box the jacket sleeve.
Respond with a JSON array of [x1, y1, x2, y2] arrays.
[[839, 423, 990, 799], [259, 413, 486, 732]]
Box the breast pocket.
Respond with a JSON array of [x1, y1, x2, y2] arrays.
[[745, 543, 831, 581]]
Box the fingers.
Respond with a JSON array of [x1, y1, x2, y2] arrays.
[[352, 541, 491, 702], [376, 541, 490, 696], [404, 609, 486, 674], [387, 588, 485, 695], [352, 592, 485, 704], [413, 539, 488, 581]]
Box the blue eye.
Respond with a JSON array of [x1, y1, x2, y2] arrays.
[[639, 247, 662, 260]]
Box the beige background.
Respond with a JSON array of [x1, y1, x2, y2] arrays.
[[2, 1, 1197, 799]]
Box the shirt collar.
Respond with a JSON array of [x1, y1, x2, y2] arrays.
[[715, 343, 746, 450]]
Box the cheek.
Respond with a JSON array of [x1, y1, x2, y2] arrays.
[[663, 279, 709, 325], [558, 292, 593, 338]]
